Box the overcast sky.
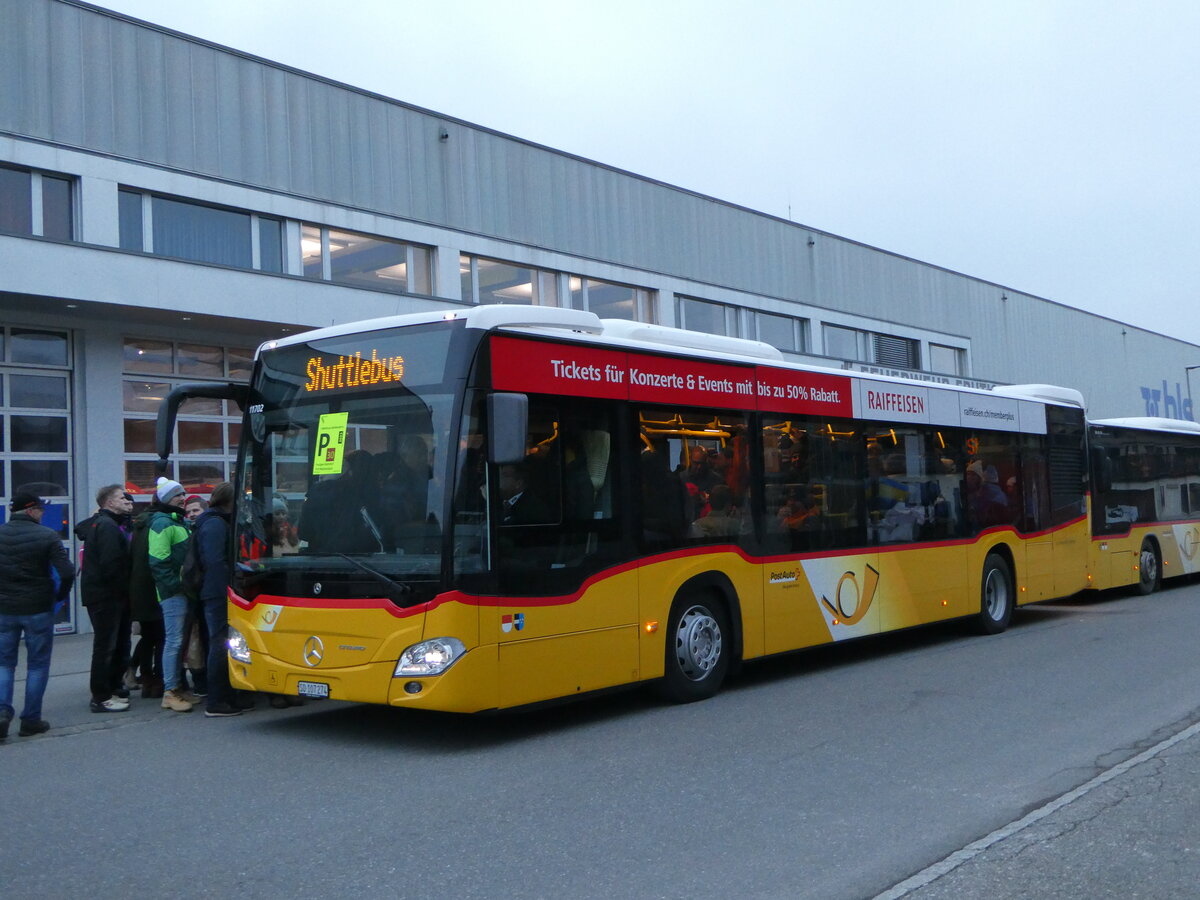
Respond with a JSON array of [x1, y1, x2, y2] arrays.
[[93, 0, 1200, 347]]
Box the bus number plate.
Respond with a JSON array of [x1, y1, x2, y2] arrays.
[[297, 681, 330, 699]]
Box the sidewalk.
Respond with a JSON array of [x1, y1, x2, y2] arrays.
[[890, 717, 1200, 898], [7, 632, 196, 732]]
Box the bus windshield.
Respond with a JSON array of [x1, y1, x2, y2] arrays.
[[234, 321, 471, 602]]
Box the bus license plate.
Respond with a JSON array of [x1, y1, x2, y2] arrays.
[[296, 681, 330, 699]]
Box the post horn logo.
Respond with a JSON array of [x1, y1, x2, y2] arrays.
[[821, 565, 880, 626], [1182, 527, 1199, 561]]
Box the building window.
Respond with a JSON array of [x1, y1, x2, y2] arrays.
[[753, 310, 808, 354], [873, 333, 919, 369], [302, 224, 433, 294], [823, 324, 920, 369], [10, 329, 69, 367], [118, 189, 143, 251], [0, 167, 30, 235], [678, 297, 735, 336], [121, 338, 252, 498], [460, 254, 561, 306], [152, 195, 250, 267], [824, 325, 869, 361], [929, 343, 965, 376], [257, 216, 283, 273], [570, 276, 653, 321], [0, 164, 74, 241], [119, 189, 283, 274], [1, 326, 73, 506], [459, 254, 652, 321]]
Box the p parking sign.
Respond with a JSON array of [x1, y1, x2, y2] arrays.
[[312, 412, 349, 475]]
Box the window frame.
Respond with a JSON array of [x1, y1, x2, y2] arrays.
[[301, 223, 435, 295], [0, 163, 75, 241], [120, 337, 253, 498]]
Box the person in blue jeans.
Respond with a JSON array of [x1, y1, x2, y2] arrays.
[[147, 477, 193, 713], [0, 492, 75, 739], [191, 481, 244, 717]]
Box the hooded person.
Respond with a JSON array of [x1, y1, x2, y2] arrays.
[[966, 461, 1008, 527], [146, 477, 195, 712]]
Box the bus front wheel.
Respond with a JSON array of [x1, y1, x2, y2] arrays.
[[658, 593, 731, 703], [1136, 539, 1162, 595], [975, 553, 1014, 635]]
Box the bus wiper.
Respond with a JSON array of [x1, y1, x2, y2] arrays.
[[360, 507, 385, 553], [334, 553, 414, 604]]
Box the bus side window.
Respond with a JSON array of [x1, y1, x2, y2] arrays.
[[760, 415, 866, 552], [637, 406, 748, 551], [496, 399, 622, 594]]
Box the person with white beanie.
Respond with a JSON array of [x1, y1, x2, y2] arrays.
[[147, 476, 194, 712]]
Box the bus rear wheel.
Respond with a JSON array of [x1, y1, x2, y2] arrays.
[[658, 593, 730, 703], [975, 553, 1014, 635], [1136, 539, 1162, 595]]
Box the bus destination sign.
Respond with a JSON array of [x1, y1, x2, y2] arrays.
[[304, 349, 405, 394]]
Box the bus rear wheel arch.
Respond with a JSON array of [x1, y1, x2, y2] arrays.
[[657, 590, 731, 703], [1136, 537, 1162, 595], [975, 552, 1014, 635]]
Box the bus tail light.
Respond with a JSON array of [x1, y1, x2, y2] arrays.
[[395, 637, 466, 677]]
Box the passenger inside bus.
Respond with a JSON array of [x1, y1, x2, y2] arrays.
[[498, 462, 553, 526], [965, 460, 1009, 528], [689, 484, 742, 539], [641, 440, 689, 547], [298, 449, 386, 553]]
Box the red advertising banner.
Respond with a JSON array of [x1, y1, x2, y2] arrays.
[[490, 334, 854, 416], [490, 335, 628, 400], [752, 367, 854, 417], [625, 353, 756, 409]]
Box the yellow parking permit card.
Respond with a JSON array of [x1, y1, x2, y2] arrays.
[[312, 412, 349, 475]]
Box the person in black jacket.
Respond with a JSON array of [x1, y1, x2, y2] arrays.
[[0, 492, 75, 739], [192, 482, 246, 717], [74, 485, 134, 713]]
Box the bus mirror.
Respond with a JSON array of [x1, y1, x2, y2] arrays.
[[487, 393, 528, 465], [156, 382, 251, 475]]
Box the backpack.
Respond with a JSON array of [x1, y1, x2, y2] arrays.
[[180, 525, 204, 602], [129, 513, 161, 620]]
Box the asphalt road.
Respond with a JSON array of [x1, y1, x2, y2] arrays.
[[3, 578, 1200, 899]]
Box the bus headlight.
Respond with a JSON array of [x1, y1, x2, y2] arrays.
[[227, 627, 252, 664], [394, 637, 466, 677]]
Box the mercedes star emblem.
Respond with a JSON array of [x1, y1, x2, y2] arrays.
[[303, 636, 325, 667]]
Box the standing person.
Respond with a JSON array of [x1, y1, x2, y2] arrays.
[[74, 485, 134, 713], [129, 503, 165, 698], [180, 494, 210, 699], [183, 495, 207, 526], [0, 492, 75, 739], [192, 482, 243, 717], [147, 477, 193, 713]]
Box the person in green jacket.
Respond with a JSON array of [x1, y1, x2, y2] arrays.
[[148, 477, 193, 713]]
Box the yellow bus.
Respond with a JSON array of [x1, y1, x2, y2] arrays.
[[1087, 417, 1200, 594], [159, 306, 1107, 712]]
